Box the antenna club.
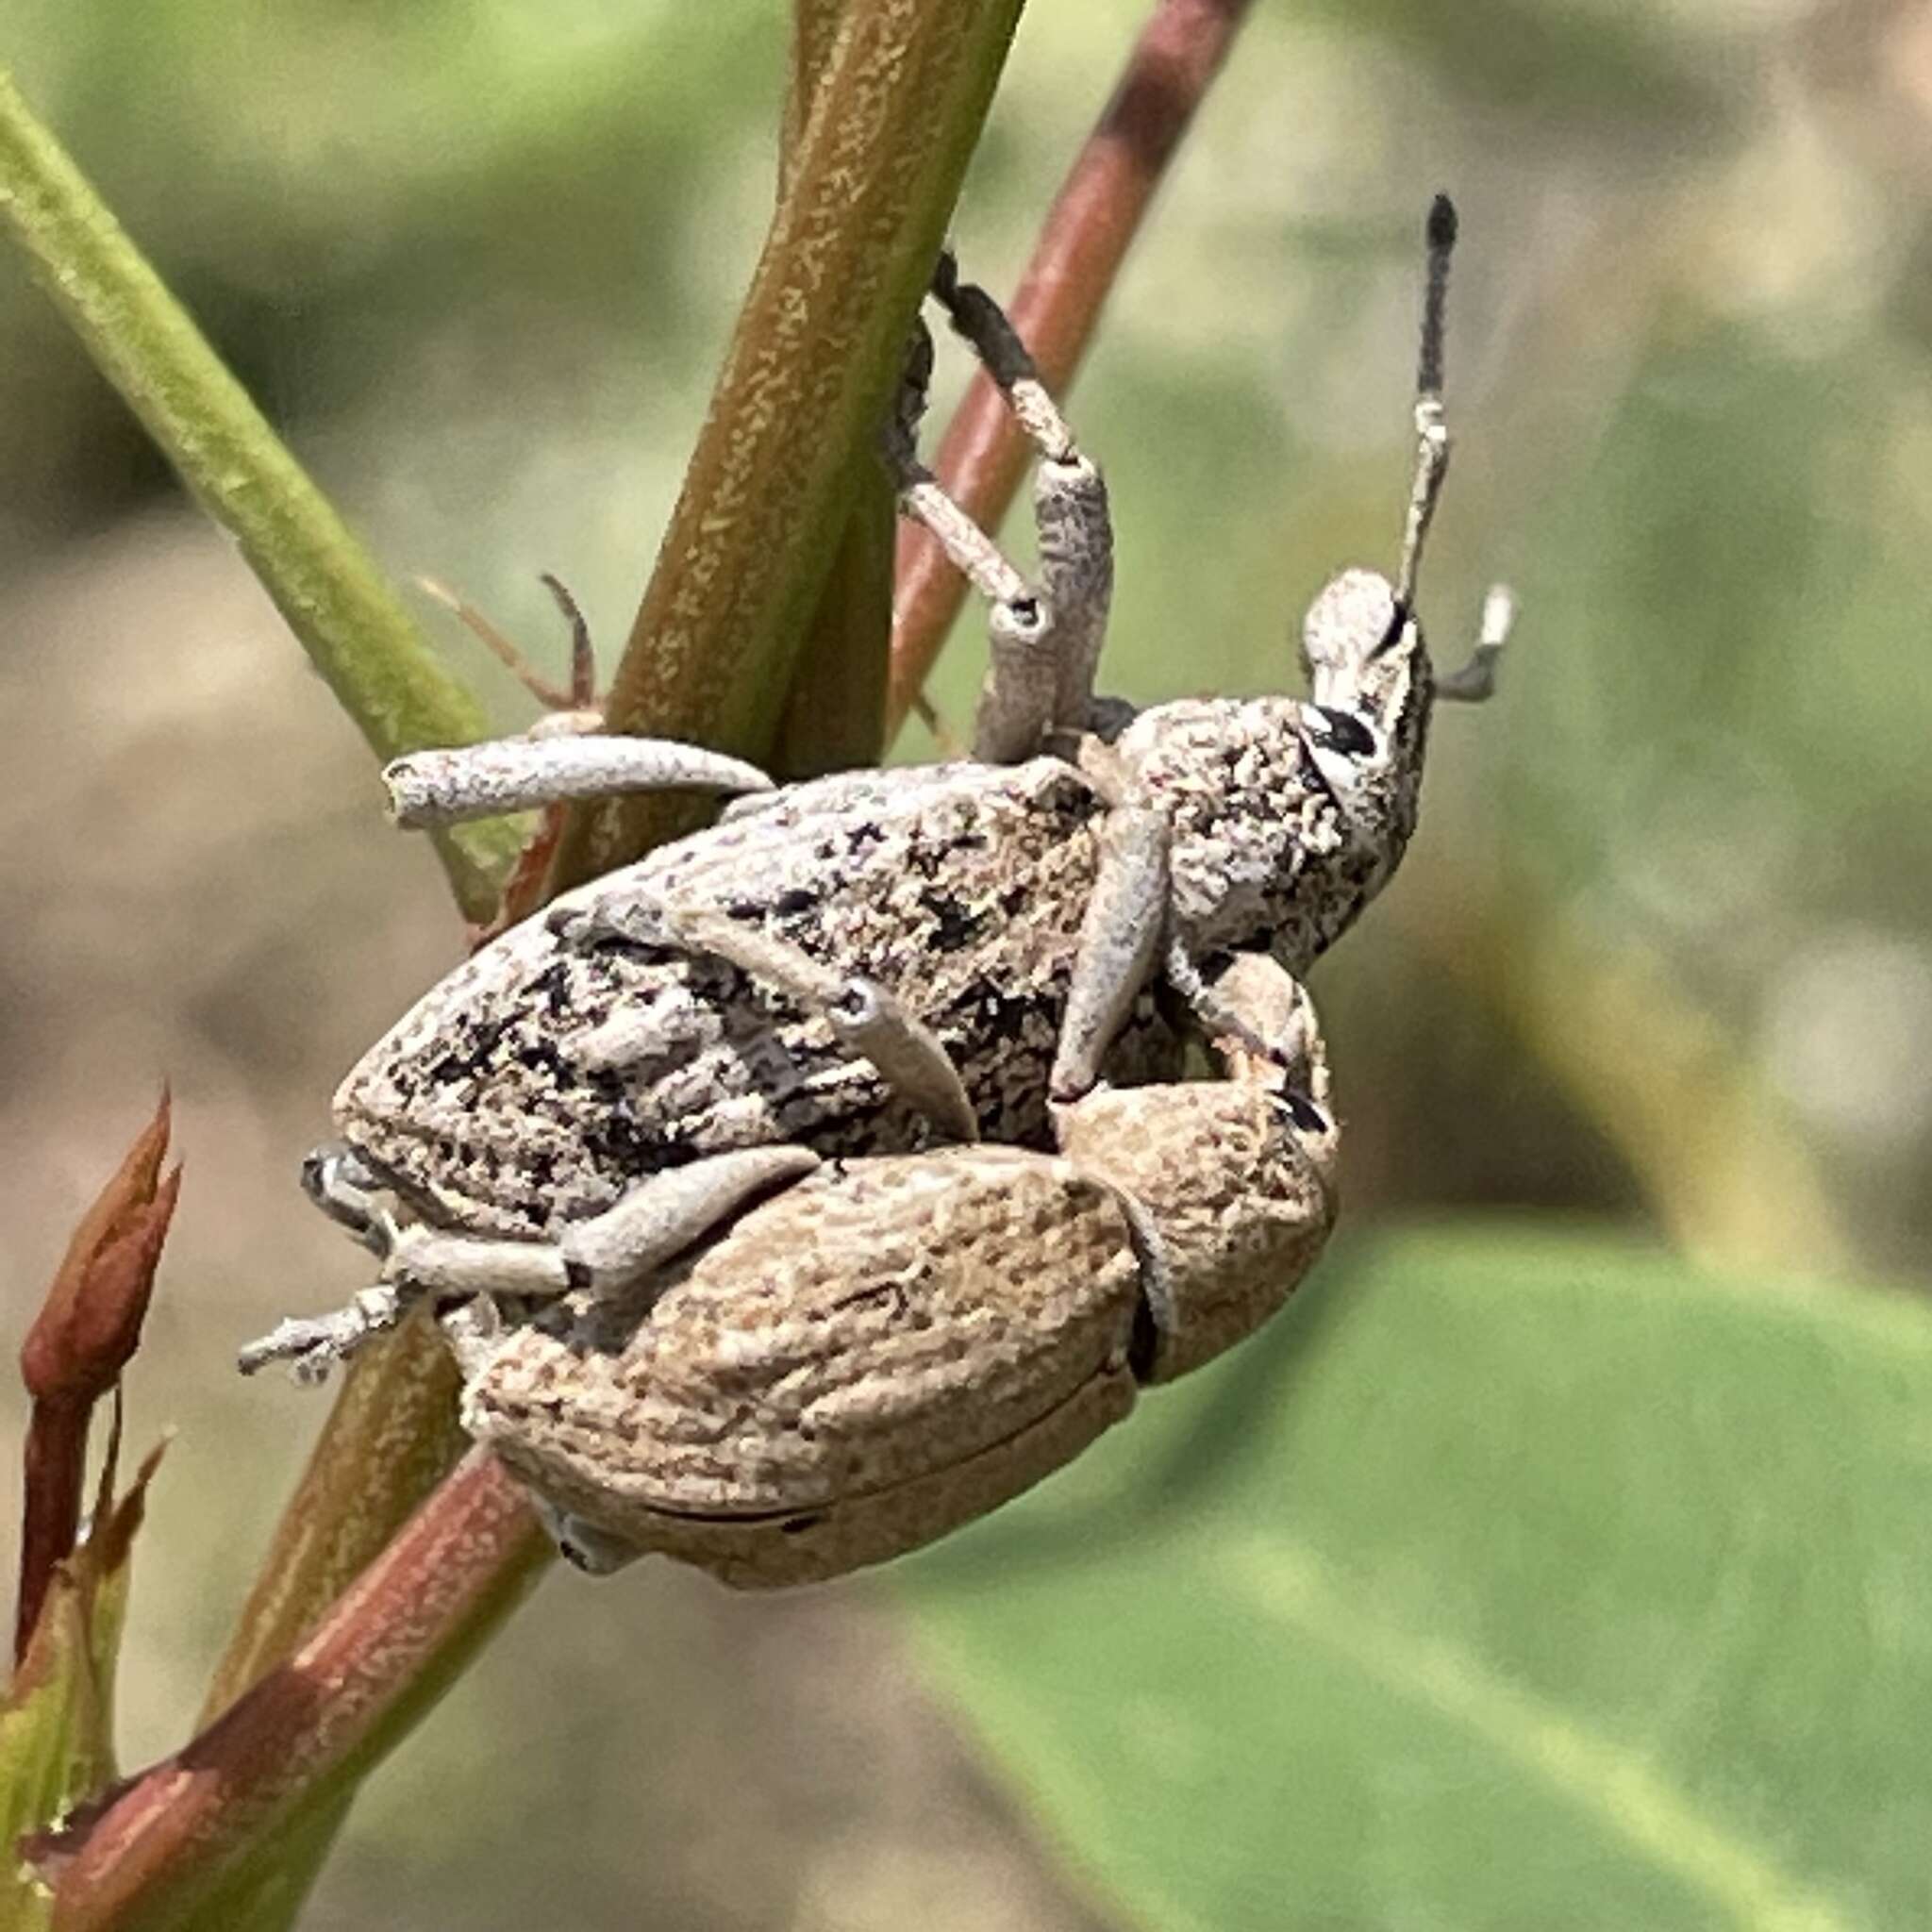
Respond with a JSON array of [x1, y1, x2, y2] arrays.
[[1426, 192, 1457, 255]]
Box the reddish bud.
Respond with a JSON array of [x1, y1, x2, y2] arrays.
[[15, 1091, 180, 1660], [20, 1090, 179, 1408]]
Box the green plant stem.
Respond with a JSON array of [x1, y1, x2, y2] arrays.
[[0, 68, 516, 923], [769, 0, 898, 779], [549, 0, 1028, 887], [197, 1336, 471, 1723]]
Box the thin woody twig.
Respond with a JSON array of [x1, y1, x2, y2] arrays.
[[888, 0, 1256, 740]]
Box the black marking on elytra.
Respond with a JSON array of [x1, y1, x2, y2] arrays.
[[920, 887, 985, 953], [426, 1013, 510, 1086], [515, 1036, 579, 1090]]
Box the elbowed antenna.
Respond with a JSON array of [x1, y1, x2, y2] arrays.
[[1395, 192, 1457, 610], [1436, 582, 1514, 705]]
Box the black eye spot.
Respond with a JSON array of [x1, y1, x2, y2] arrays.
[[1274, 1091, 1328, 1135], [1313, 708, 1374, 758]]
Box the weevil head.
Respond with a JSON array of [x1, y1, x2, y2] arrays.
[[1297, 565, 1434, 852]]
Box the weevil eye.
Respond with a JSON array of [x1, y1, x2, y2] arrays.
[[1309, 707, 1375, 758], [1270, 1091, 1329, 1136]]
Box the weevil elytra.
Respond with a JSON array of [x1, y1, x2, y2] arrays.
[[443, 957, 1338, 1585], [241, 196, 1507, 1385]]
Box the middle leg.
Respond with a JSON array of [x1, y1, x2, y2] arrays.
[[240, 1143, 824, 1383]]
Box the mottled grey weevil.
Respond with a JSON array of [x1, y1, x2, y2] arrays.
[[241, 196, 1507, 1383]]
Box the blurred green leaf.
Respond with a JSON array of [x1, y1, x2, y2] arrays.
[[1312, 0, 1733, 131], [2, 1444, 162, 1932], [898, 1227, 1932, 1931]]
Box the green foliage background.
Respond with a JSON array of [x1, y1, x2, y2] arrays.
[[3, 3, 1928, 1927]]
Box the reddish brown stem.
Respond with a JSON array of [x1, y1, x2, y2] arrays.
[[41, 1450, 549, 1929], [16, 1402, 90, 1661], [886, 0, 1255, 738]]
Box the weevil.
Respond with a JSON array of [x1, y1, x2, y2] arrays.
[[443, 957, 1337, 1585], [241, 196, 1507, 1383]]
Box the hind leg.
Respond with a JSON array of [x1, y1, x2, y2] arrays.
[[243, 1144, 821, 1384]]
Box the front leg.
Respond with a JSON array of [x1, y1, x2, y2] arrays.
[[1055, 952, 1339, 1382], [1048, 768, 1309, 1102], [384, 736, 774, 829]]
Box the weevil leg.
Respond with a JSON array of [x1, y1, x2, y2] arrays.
[[1190, 952, 1332, 1114], [299, 1142, 391, 1255], [1159, 944, 1292, 1077], [884, 269, 1115, 768], [438, 1291, 509, 1379], [555, 899, 981, 1143], [241, 1146, 823, 1384], [884, 317, 1058, 765], [1050, 804, 1172, 1103], [1055, 954, 1339, 1385], [384, 738, 774, 829], [237, 1284, 414, 1386], [556, 1145, 822, 1292], [537, 1502, 642, 1575], [931, 251, 1114, 757], [395, 573, 774, 827]]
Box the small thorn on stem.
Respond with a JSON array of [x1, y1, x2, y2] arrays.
[[540, 573, 599, 708], [417, 575, 580, 712]]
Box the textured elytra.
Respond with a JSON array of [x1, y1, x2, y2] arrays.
[[468, 1149, 1141, 1523], [339, 758, 1173, 1240]]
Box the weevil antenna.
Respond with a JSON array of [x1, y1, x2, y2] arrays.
[[1395, 192, 1457, 609], [1436, 581, 1514, 704]]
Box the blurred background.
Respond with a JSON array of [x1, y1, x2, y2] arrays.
[[3, 2, 1929, 1926]]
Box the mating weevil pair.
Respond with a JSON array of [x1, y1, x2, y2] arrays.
[[242, 196, 1511, 1585]]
